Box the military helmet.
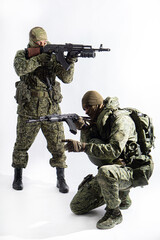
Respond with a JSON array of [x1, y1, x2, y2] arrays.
[[29, 27, 48, 47], [82, 91, 103, 109]]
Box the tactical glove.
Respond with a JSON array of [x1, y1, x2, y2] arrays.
[[62, 139, 86, 152], [66, 52, 78, 63]]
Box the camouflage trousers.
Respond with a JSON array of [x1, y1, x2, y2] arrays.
[[12, 115, 67, 169], [70, 165, 133, 214]]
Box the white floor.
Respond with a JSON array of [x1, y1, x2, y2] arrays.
[[1, 153, 160, 240]]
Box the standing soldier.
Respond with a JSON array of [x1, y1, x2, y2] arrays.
[[63, 91, 154, 229], [12, 27, 76, 193]]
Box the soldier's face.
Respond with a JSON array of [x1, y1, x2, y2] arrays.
[[83, 105, 99, 119], [35, 40, 47, 47]]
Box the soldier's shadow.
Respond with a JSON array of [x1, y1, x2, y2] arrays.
[[0, 174, 104, 239]]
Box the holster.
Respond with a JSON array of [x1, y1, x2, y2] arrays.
[[78, 174, 94, 190]]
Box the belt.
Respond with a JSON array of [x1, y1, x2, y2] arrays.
[[31, 90, 49, 98]]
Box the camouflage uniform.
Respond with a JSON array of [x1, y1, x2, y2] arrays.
[[70, 97, 153, 215], [12, 28, 75, 169]]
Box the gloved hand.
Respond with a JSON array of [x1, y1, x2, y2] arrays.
[[66, 52, 78, 63], [62, 139, 86, 152], [37, 53, 51, 65], [74, 117, 85, 130]]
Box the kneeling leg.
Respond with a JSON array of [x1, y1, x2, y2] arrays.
[[70, 175, 105, 215]]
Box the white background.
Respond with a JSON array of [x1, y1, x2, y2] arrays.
[[0, 0, 160, 239]]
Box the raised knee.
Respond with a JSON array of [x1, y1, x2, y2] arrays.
[[97, 165, 117, 181], [98, 166, 110, 178]]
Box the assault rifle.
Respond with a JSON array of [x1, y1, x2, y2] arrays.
[[27, 113, 90, 135], [26, 43, 110, 70]]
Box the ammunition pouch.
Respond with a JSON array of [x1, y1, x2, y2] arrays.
[[131, 156, 154, 187], [132, 168, 148, 187], [33, 65, 63, 104], [123, 141, 142, 164], [123, 141, 154, 187], [14, 81, 31, 105]]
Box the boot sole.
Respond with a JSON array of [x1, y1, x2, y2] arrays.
[[12, 185, 23, 190], [56, 184, 69, 193], [97, 216, 123, 230]]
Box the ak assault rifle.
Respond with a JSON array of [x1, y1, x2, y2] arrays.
[[27, 113, 90, 135], [26, 43, 110, 70]]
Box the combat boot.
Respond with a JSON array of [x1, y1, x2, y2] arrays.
[[12, 168, 23, 190], [119, 191, 132, 210], [96, 207, 122, 229], [56, 167, 69, 193]]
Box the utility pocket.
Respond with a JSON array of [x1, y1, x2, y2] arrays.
[[52, 81, 63, 103], [14, 81, 31, 105], [78, 174, 94, 190]]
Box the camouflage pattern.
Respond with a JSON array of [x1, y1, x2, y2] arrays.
[[71, 165, 133, 213], [119, 190, 132, 209], [29, 27, 47, 47], [97, 165, 133, 209], [70, 175, 105, 214], [96, 207, 122, 229], [82, 108, 138, 164], [12, 42, 75, 169], [71, 97, 153, 214], [12, 112, 67, 169]]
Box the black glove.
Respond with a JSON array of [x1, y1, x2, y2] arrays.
[[62, 139, 86, 152], [66, 52, 78, 63]]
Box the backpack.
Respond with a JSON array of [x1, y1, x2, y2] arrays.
[[124, 108, 155, 154]]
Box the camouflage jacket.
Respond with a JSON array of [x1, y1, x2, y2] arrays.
[[81, 97, 154, 184], [14, 49, 75, 117], [81, 97, 139, 166]]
